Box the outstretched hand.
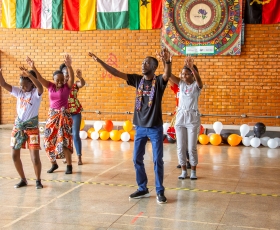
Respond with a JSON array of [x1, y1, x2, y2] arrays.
[[64, 54, 72, 67], [19, 66, 30, 77], [26, 56, 34, 68], [76, 69, 82, 79], [184, 55, 194, 69], [88, 52, 98, 62], [159, 48, 172, 63]]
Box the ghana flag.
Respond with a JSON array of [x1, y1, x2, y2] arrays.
[[244, 0, 280, 24]]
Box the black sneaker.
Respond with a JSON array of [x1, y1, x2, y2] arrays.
[[186, 161, 191, 169], [157, 192, 167, 204], [129, 189, 150, 199], [14, 179, 27, 188], [177, 164, 181, 168], [36, 180, 43, 189]]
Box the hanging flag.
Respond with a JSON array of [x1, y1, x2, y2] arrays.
[[244, 0, 280, 24], [64, 0, 79, 31], [129, 0, 162, 30], [1, 0, 30, 28], [80, 0, 96, 31], [97, 0, 128, 30], [31, 0, 63, 29]]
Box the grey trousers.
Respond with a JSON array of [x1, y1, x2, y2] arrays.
[[175, 111, 200, 166]]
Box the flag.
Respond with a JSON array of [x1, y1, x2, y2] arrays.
[[97, 0, 128, 30], [31, 0, 63, 29], [64, 0, 96, 31], [129, 0, 162, 30], [1, 0, 30, 28], [244, 0, 280, 24]]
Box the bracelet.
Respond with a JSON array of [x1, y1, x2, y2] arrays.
[[165, 61, 172, 64]]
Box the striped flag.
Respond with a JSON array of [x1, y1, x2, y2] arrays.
[[1, 0, 30, 28], [129, 0, 162, 30], [64, 0, 96, 31], [97, 0, 128, 30], [31, 0, 63, 29]]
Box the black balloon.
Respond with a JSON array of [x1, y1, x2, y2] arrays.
[[220, 133, 232, 144], [253, 122, 266, 138], [166, 134, 176, 143]]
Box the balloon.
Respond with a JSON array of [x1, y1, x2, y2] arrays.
[[209, 134, 222, 146], [91, 131, 99, 140], [121, 132, 130, 142], [103, 120, 114, 132], [98, 129, 104, 134], [208, 133, 215, 138], [213, 121, 223, 134], [94, 121, 102, 132], [100, 131, 110, 140], [260, 136, 270, 147], [79, 130, 87, 139], [220, 133, 232, 144], [249, 135, 254, 140], [242, 137, 251, 147], [123, 120, 133, 132], [129, 130, 136, 140], [163, 123, 170, 135], [198, 134, 209, 145], [118, 129, 125, 135], [274, 137, 280, 147], [87, 127, 95, 138], [240, 124, 250, 137], [253, 122, 266, 138], [167, 134, 176, 143], [227, 134, 242, 146], [267, 139, 278, 149], [199, 125, 204, 135], [250, 137, 260, 148], [110, 130, 121, 141], [80, 118, 85, 130]]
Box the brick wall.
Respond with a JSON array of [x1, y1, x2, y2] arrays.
[[0, 9, 280, 126]]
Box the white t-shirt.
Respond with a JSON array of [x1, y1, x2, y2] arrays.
[[11, 87, 42, 122]]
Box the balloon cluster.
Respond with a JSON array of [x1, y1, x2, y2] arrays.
[[79, 120, 135, 142], [198, 121, 279, 149]]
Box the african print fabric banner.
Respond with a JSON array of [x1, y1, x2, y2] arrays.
[[161, 0, 243, 56]]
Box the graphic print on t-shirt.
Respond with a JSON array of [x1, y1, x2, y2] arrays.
[[143, 80, 152, 97], [19, 92, 32, 111]]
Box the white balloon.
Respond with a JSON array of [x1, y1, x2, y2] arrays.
[[274, 137, 280, 147], [213, 121, 223, 134], [121, 132, 130, 142], [267, 139, 278, 149], [240, 124, 250, 137], [163, 123, 170, 135], [249, 135, 254, 140], [260, 136, 270, 147], [121, 142, 131, 152], [79, 131, 87, 139], [267, 149, 279, 158], [91, 131, 99, 140], [94, 121, 103, 132], [208, 132, 215, 138], [250, 137, 261, 148], [242, 137, 251, 147]]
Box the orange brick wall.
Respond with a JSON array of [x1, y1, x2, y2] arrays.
[[0, 13, 280, 126]]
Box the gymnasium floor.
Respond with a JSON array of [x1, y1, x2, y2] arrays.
[[0, 128, 279, 230]]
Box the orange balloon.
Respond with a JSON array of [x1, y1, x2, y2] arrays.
[[118, 129, 125, 135], [210, 134, 222, 146], [103, 120, 114, 132], [110, 130, 121, 141], [129, 130, 136, 140], [100, 131, 110, 140], [87, 127, 95, 138], [198, 134, 209, 145], [227, 134, 242, 146], [123, 120, 133, 132], [98, 129, 104, 134]]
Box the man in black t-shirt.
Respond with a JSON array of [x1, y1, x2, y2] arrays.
[[88, 49, 172, 204]]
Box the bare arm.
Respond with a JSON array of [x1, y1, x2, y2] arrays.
[[156, 48, 172, 82], [88, 52, 128, 81], [26, 56, 50, 88], [64, 54, 74, 89], [75, 69, 85, 88], [170, 73, 180, 85], [0, 69, 12, 92], [185, 56, 203, 88], [19, 67, 43, 95]]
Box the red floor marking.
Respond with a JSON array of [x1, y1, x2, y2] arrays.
[[131, 212, 144, 224]]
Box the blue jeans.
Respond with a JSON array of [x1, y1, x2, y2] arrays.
[[133, 125, 164, 194], [71, 113, 82, 156]]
